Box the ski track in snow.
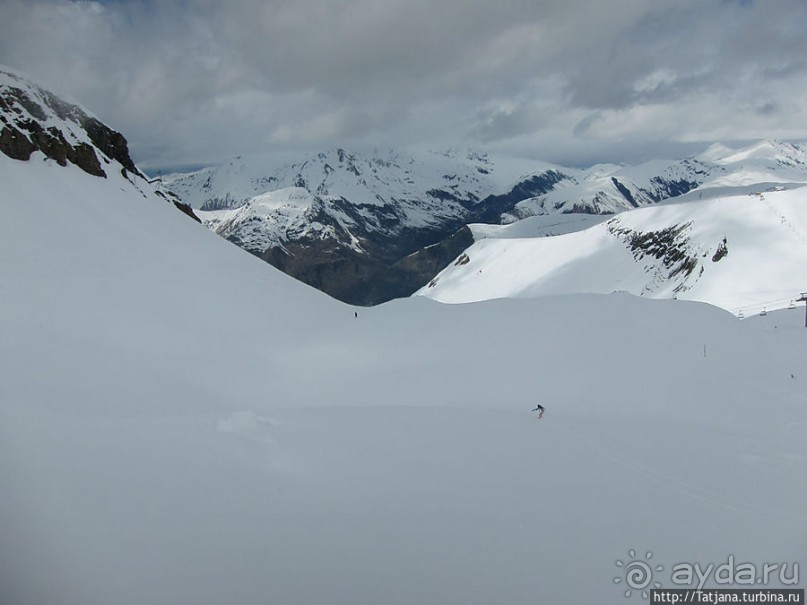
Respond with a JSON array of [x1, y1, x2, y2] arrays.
[[758, 192, 807, 244]]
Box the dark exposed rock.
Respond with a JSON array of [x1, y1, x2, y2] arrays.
[[712, 238, 728, 262], [256, 242, 385, 305], [80, 115, 139, 176], [173, 201, 202, 223], [200, 193, 244, 211], [1, 115, 107, 176], [612, 177, 639, 207], [0, 125, 35, 160], [470, 170, 569, 224], [640, 177, 700, 202], [384, 226, 476, 298], [3, 86, 47, 121], [427, 188, 464, 203], [71, 142, 105, 177], [569, 202, 605, 215], [246, 223, 475, 306], [608, 220, 699, 280]]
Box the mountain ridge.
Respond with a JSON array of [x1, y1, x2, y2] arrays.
[[164, 146, 753, 304], [0, 66, 140, 178], [417, 183, 807, 315], [163, 140, 807, 305]]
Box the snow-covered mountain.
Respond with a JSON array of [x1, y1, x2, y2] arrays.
[[164, 147, 532, 213], [503, 140, 807, 220], [186, 149, 515, 259], [418, 184, 807, 315], [3, 68, 807, 605], [500, 158, 708, 220], [164, 149, 545, 304], [162, 150, 709, 306], [699, 139, 807, 173], [0, 65, 197, 221], [164, 141, 807, 305], [0, 66, 140, 178]]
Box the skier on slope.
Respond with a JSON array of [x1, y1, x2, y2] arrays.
[[532, 404, 545, 419]]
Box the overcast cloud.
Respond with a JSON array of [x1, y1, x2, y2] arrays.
[[1, 0, 806, 170]]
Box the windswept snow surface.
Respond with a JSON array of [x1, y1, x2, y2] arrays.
[[419, 186, 807, 315], [2, 153, 806, 605]]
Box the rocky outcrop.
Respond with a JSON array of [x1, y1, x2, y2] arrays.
[[0, 120, 35, 160], [0, 68, 202, 229], [80, 114, 138, 175], [608, 219, 699, 286], [1, 116, 105, 176], [0, 71, 140, 178]]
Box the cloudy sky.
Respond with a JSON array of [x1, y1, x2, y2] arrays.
[[1, 0, 806, 171]]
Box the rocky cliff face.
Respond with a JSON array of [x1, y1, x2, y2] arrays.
[[0, 66, 203, 231], [0, 68, 140, 178]]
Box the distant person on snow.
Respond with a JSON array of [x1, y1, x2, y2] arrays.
[[532, 404, 545, 419]]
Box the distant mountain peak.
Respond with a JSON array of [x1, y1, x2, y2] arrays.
[[697, 139, 806, 168]]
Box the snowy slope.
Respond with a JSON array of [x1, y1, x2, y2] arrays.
[[3, 150, 807, 605], [700, 139, 807, 169], [696, 140, 807, 189], [418, 186, 807, 315]]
